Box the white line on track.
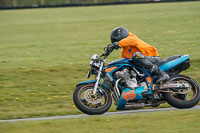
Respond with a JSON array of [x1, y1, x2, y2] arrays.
[[1, 105, 200, 123]]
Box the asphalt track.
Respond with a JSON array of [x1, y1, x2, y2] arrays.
[[1, 105, 200, 123]]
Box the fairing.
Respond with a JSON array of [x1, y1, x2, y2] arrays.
[[159, 55, 189, 71]]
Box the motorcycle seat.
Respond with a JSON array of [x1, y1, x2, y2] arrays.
[[155, 55, 181, 66]]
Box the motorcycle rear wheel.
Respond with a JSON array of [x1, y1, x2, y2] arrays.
[[73, 84, 112, 115], [162, 75, 200, 109]]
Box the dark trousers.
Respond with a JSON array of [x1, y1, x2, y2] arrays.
[[132, 52, 161, 71]]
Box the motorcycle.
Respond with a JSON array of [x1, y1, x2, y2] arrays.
[[73, 44, 200, 115]]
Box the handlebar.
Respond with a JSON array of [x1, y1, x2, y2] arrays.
[[100, 44, 114, 59]]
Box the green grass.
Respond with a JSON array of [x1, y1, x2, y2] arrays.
[[0, 109, 200, 133], [0, 1, 200, 119]]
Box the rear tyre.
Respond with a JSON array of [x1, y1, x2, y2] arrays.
[[162, 75, 200, 108], [73, 84, 112, 115]]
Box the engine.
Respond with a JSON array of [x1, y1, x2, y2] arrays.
[[114, 68, 138, 89], [112, 68, 149, 105], [114, 68, 149, 91]]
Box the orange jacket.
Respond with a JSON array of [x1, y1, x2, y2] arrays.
[[118, 33, 159, 58]]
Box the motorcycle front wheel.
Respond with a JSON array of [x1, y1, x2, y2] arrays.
[[73, 84, 112, 115], [162, 75, 200, 109]]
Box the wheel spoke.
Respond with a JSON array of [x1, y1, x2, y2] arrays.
[[178, 94, 188, 101]]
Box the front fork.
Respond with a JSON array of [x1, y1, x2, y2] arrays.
[[93, 61, 105, 95]]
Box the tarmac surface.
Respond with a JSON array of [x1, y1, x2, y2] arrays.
[[1, 105, 200, 122]]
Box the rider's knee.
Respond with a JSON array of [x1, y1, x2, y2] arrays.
[[132, 52, 144, 60]]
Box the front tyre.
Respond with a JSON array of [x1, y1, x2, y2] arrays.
[[73, 84, 112, 115], [162, 75, 200, 109]]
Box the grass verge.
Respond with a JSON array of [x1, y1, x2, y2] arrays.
[[0, 109, 200, 133]]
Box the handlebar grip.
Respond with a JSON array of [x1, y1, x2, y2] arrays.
[[100, 44, 114, 58]]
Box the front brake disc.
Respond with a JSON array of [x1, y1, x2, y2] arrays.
[[84, 89, 103, 104]]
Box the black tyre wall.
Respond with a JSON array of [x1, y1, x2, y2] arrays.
[[73, 84, 112, 115]]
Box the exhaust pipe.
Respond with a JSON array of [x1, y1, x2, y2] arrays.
[[124, 101, 166, 110], [125, 103, 144, 109]]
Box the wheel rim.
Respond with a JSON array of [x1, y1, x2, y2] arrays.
[[78, 85, 109, 110]]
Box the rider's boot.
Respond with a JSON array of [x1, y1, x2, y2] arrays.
[[151, 65, 169, 84]]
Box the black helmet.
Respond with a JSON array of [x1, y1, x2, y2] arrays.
[[110, 27, 129, 43]]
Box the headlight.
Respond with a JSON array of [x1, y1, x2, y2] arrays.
[[90, 54, 100, 68], [91, 54, 99, 60]]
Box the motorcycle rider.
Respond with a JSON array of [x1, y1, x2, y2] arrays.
[[110, 27, 169, 84]]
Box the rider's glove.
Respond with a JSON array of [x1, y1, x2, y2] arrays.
[[112, 42, 120, 50]]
